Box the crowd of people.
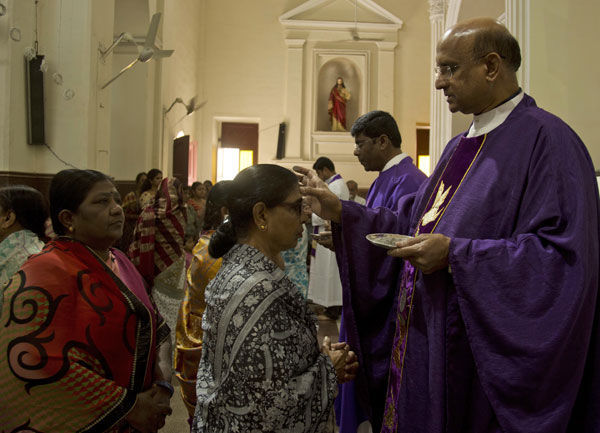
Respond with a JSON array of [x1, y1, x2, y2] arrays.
[[0, 163, 358, 432], [0, 17, 599, 433]]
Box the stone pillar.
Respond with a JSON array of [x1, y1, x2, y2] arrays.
[[428, 0, 450, 170], [505, 0, 530, 92], [375, 41, 397, 112], [283, 38, 305, 159]]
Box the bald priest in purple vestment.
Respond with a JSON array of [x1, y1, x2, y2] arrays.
[[334, 111, 426, 433], [296, 17, 600, 433]]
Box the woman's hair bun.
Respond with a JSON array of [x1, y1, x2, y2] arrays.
[[208, 218, 236, 258]]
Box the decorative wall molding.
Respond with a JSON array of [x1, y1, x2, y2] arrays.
[[310, 49, 370, 160], [505, 0, 530, 93], [0, 172, 54, 194], [280, 0, 403, 32], [375, 41, 397, 51], [283, 40, 306, 159], [285, 39, 306, 49], [279, 0, 402, 162], [444, 0, 460, 29], [429, 0, 447, 22], [312, 49, 369, 129], [0, 171, 136, 198], [428, 0, 450, 173]]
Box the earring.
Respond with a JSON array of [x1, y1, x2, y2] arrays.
[[260, 224, 266, 231], [68, 226, 74, 233]]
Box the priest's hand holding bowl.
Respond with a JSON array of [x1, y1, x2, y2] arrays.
[[387, 233, 451, 274], [294, 165, 451, 274]]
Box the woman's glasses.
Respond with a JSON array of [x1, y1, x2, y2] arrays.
[[278, 200, 303, 216]]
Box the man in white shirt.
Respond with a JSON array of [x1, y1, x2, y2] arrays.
[[308, 157, 349, 318], [346, 180, 366, 205]]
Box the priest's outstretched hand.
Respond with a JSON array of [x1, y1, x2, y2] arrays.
[[388, 233, 451, 274], [293, 166, 342, 223]]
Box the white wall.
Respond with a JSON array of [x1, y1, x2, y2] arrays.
[[529, 0, 600, 168], [0, 0, 432, 190], [194, 0, 431, 189], [197, 0, 288, 182], [0, 0, 114, 174], [161, 0, 205, 179], [3, 0, 596, 188], [108, 0, 156, 180]]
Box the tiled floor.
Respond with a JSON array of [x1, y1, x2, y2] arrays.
[[162, 391, 189, 433], [161, 302, 341, 432]]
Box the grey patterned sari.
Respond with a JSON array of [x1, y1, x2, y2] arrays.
[[193, 244, 337, 433]]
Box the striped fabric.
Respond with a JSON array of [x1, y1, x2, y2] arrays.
[[129, 177, 187, 286]]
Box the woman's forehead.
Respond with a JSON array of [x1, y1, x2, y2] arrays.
[[286, 189, 302, 201], [87, 180, 117, 196]]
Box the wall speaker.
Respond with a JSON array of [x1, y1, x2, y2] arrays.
[[26, 54, 46, 145], [276, 122, 286, 159]]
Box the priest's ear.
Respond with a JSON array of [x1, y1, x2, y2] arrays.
[[483, 52, 502, 82], [378, 134, 392, 150]]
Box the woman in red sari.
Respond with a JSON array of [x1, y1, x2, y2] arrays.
[[0, 169, 173, 433], [129, 177, 190, 348]]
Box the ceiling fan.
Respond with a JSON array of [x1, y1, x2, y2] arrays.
[[174, 96, 207, 123], [101, 12, 174, 89], [182, 97, 206, 115], [164, 96, 207, 124]]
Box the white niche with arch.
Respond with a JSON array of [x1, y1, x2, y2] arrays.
[[279, 0, 402, 162], [312, 51, 369, 158], [314, 52, 368, 133]]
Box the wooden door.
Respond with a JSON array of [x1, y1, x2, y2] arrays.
[[221, 122, 258, 165], [172, 135, 190, 185]]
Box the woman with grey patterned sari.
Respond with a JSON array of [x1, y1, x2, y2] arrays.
[[193, 164, 356, 433]]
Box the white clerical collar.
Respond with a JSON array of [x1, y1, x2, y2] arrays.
[[467, 90, 524, 138], [381, 153, 409, 172]]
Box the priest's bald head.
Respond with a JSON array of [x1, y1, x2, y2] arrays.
[[435, 17, 521, 115]]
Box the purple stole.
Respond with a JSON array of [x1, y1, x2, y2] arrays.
[[381, 134, 487, 432], [326, 173, 342, 185]]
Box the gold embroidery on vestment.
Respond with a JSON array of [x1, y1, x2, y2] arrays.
[[421, 180, 451, 228], [383, 387, 396, 429]]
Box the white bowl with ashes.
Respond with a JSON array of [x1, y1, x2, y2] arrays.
[[366, 233, 412, 249]]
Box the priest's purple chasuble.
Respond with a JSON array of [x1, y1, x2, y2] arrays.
[[335, 94, 600, 433]]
